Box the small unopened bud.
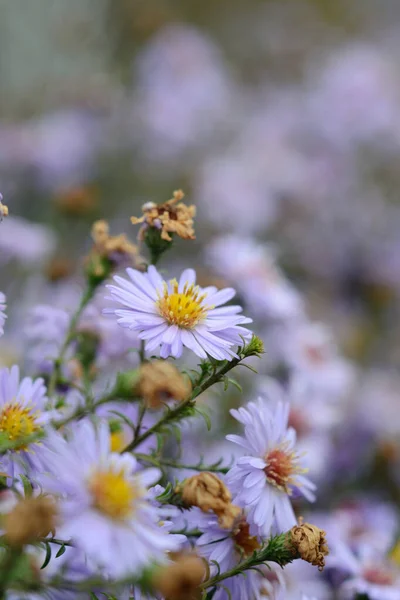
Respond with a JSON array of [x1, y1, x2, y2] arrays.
[[289, 522, 329, 571], [241, 334, 265, 358], [152, 553, 206, 600], [177, 473, 241, 529], [137, 361, 191, 409], [5, 496, 58, 547]]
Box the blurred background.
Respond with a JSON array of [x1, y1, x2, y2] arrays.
[[3, 0, 400, 365], [3, 2, 400, 593]]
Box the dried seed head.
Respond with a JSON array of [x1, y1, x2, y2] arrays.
[[56, 186, 98, 216], [5, 496, 58, 547], [152, 552, 206, 600], [289, 521, 329, 571], [137, 360, 191, 409], [178, 473, 241, 529], [131, 189, 196, 243]]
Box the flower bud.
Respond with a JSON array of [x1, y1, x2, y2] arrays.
[[289, 522, 329, 571], [4, 496, 58, 547], [137, 361, 191, 409], [55, 186, 98, 216], [152, 553, 206, 600], [177, 473, 241, 529]]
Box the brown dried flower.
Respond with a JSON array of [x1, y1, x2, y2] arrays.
[[178, 473, 241, 529], [91, 220, 138, 261], [56, 186, 98, 216], [137, 360, 191, 409], [4, 496, 58, 547], [45, 257, 74, 282], [131, 189, 196, 242], [289, 521, 329, 571], [86, 220, 140, 282], [152, 552, 206, 600], [0, 195, 8, 221]]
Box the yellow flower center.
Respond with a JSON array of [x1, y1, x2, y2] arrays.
[[110, 430, 127, 453], [0, 403, 40, 451], [89, 469, 139, 520], [157, 279, 212, 329]]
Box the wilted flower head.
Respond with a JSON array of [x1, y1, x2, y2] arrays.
[[0, 193, 8, 221], [289, 522, 329, 571], [4, 495, 58, 547], [55, 186, 98, 216], [137, 360, 191, 408], [178, 473, 241, 529], [86, 220, 140, 283], [131, 189, 196, 242], [152, 552, 206, 600]]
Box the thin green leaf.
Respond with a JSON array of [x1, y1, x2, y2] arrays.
[[41, 542, 52, 569], [55, 544, 66, 558]]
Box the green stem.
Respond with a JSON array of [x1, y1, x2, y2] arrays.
[[122, 356, 241, 453], [139, 339, 146, 363], [135, 453, 229, 474], [48, 285, 97, 398], [53, 391, 115, 429], [200, 532, 296, 590]]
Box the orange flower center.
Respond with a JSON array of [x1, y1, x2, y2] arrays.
[[233, 520, 260, 558], [264, 446, 304, 493]]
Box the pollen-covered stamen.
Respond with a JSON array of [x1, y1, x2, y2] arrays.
[[264, 444, 306, 494], [0, 402, 40, 450], [157, 279, 213, 329], [89, 469, 140, 520], [233, 518, 261, 558]]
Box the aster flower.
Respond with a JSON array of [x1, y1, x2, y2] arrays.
[[0, 292, 6, 337], [105, 265, 252, 360], [226, 389, 316, 537], [0, 366, 53, 482], [194, 508, 266, 600], [330, 540, 400, 600], [39, 420, 185, 577]]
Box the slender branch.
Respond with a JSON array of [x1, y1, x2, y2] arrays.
[[200, 532, 296, 590], [135, 453, 230, 474], [53, 391, 116, 429], [122, 356, 241, 453], [47, 285, 97, 397]]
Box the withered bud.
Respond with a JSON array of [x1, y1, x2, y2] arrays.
[[137, 360, 191, 409], [152, 553, 206, 600], [289, 522, 329, 571], [56, 186, 98, 216], [45, 257, 74, 282], [131, 189, 196, 243], [0, 194, 9, 221], [86, 220, 140, 285], [178, 473, 241, 529], [5, 496, 58, 547]]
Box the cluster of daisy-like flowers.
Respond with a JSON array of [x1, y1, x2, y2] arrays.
[[0, 193, 332, 600]]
